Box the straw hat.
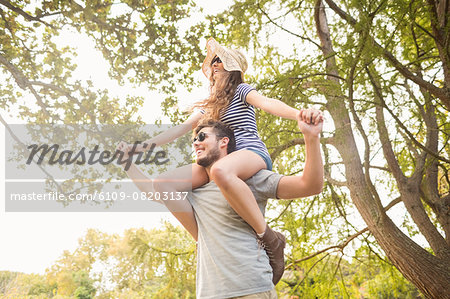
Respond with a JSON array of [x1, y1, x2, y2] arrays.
[[201, 37, 248, 80]]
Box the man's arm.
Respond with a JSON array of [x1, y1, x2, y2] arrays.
[[117, 142, 198, 240], [276, 109, 324, 199]]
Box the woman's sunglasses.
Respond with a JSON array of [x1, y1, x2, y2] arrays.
[[211, 56, 222, 65], [192, 131, 209, 143]]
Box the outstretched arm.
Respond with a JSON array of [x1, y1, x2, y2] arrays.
[[246, 90, 299, 120], [276, 108, 324, 199], [131, 110, 203, 152], [117, 142, 198, 240]]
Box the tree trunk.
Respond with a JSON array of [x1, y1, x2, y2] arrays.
[[314, 1, 450, 297]]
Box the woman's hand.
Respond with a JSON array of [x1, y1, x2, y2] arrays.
[[297, 109, 323, 138], [116, 141, 131, 167], [126, 142, 146, 153]]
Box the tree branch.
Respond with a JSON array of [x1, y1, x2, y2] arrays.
[[286, 196, 403, 268], [0, 113, 65, 194], [270, 136, 334, 161], [286, 228, 369, 267], [370, 68, 450, 259], [0, 53, 54, 120], [348, 33, 384, 212], [29, 80, 97, 123], [324, 0, 450, 109], [0, 0, 55, 28], [268, 201, 293, 225], [324, 173, 347, 187], [70, 0, 140, 34], [366, 67, 406, 185], [256, 1, 322, 50]]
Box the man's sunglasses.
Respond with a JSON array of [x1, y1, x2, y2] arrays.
[[211, 56, 222, 65], [192, 131, 209, 143]]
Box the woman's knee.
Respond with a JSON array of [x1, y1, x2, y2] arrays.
[[210, 163, 234, 186]]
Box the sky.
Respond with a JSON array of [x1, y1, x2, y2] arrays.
[[0, 0, 234, 275]]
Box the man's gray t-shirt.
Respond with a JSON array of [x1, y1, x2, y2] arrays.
[[188, 170, 283, 299]]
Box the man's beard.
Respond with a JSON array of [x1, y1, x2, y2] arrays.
[[197, 146, 221, 168]]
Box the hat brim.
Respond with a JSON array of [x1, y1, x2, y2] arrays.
[[202, 38, 246, 79]]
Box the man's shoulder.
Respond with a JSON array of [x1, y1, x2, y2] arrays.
[[251, 169, 284, 181]]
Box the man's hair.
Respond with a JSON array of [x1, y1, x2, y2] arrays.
[[194, 119, 236, 154]]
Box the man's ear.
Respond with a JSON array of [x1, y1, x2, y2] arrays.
[[219, 137, 229, 149]]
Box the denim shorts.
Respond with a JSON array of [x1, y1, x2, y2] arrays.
[[248, 149, 273, 171]]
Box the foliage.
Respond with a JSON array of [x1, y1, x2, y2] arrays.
[[2, 226, 419, 298], [210, 0, 449, 297], [0, 0, 205, 124], [0, 222, 196, 298]]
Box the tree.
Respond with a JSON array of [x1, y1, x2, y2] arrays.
[[2, 0, 449, 297], [0, 0, 200, 203], [216, 0, 449, 297], [1, 270, 62, 298], [0, 223, 195, 298], [0, 0, 204, 125], [45, 223, 196, 298]]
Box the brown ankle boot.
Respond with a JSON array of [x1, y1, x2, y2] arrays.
[[257, 224, 286, 285]]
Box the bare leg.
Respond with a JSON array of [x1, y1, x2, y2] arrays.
[[153, 163, 209, 192], [209, 150, 267, 234]]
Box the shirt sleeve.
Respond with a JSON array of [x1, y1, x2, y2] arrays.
[[236, 83, 256, 107], [246, 170, 284, 200]]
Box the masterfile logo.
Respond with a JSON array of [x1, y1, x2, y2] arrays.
[[4, 124, 193, 212]]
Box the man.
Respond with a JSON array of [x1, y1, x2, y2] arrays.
[[118, 108, 324, 298]]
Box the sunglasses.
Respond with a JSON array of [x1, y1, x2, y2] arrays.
[[192, 131, 210, 143], [211, 56, 222, 65]]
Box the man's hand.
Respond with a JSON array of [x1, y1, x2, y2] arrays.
[[297, 108, 323, 137], [276, 108, 324, 199]]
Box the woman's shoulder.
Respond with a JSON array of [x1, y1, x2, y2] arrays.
[[236, 82, 255, 90], [234, 83, 257, 106], [235, 83, 256, 97]]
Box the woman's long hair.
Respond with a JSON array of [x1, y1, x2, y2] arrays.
[[195, 70, 243, 120]]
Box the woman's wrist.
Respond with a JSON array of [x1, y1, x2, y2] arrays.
[[135, 141, 152, 152]]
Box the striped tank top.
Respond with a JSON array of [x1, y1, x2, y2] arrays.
[[218, 83, 270, 158]]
